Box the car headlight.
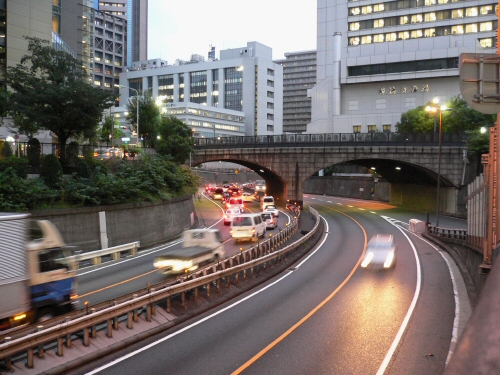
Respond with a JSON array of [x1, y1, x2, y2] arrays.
[[383, 252, 395, 268], [361, 252, 374, 268]]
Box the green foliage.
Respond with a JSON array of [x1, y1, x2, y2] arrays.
[[466, 128, 490, 156], [396, 96, 496, 134], [0, 142, 13, 158], [0, 156, 28, 178], [6, 37, 115, 164], [40, 154, 62, 189], [100, 115, 123, 146], [125, 93, 161, 147], [396, 106, 434, 132], [0, 86, 8, 118], [74, 158, 93, 179], [82, 144, 94, 158], [0, 168, 58, 211], [27, 138, 41, 168], [155, 116, 194, 164], [66, 141, 79, 166]]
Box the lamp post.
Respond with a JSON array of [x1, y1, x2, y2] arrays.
[[115, 84, 140, 147], [426, 100, 448, 227]]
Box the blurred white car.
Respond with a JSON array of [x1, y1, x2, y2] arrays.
[[261, 212, 277, 229], [361, 234, 396, 269], [223, 208, 243, 226], [263, 205, 279, 217]]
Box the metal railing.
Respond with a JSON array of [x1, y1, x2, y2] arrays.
[[0, 211, 319, 371], [68, 242, 140, 269], [194, 131, 469, 149]]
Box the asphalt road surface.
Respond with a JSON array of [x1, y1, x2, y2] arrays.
[[76, 194, 469, 375]]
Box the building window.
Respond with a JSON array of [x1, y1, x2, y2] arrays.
[[158, 74, 174, 103], [368, 125, 376, 133], [267, 102, 274, 109], [190, 71, 207, 104], [267, 79, 274, 87], [353, 125, 361, 133], [267, 91, 274, 98], [267, 125, 274, 132], [479, 38, 493, 48], [225, 67, 243, 111], [267, 68, 274, 76], [267, 113, 274, 120], [178, 73, 184, 102], [383, 124, 391, 132], [480, 22, 493, 31]]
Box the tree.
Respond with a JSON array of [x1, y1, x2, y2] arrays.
[[396, 105, 435, 132], [156, 116, 194, 164], [125, 93, 161, 147], [6, 37, 115, 163], [396, 96, 495, 133], [100, 115, 123, 146]]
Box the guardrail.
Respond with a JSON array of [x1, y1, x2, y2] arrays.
[[68, 242, 141, 268], [0, 212, 317, 371], [193, 131, 468, 149], [428, 225, 467, 241]]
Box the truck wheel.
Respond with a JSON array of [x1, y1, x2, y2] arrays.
[[36, 307, 55, 323]]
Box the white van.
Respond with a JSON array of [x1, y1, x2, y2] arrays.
[[230, 213, 266, 242], [260, 196, 275, 211]]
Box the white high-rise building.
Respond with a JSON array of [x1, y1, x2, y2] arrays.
[[307, 0, 497, 134], [116, 42, 283, 137]]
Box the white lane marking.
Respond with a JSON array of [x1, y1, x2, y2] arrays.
[[406, 234, 466, 365], [347, 205, 354, 208], [376, 216, 422, 375], [86, 216, 330, 374], [358, 208, 365, 211], [78, 195, 224, 276], [370, 211, 377, 214]]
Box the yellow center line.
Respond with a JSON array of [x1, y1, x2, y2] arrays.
[[231, 204, 367, 375], [78, 269, 158, 299]]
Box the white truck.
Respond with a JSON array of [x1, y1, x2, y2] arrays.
[[153, 229, 225, 274], [0, 213, 78, 330]]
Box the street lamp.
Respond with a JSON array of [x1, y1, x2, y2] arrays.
[[426, 102, 448, 227], [115, 84, 140, 147]]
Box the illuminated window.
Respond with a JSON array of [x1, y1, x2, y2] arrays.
[[425, 0, 436, 5], [411, 14, 423, 23], [383, 124, 391, 132], [361, 5, 373, 14], [374, 4, 384, 12], [479, 38, 493, 48], [466, 24, 478, 33], [349, 37, 360, 46], [350, 22, 360, 31], [361, 35, 373, 44], [374, 34, 385, 43], [374, 19, 384, 28], [350, 7, 360, 15], [353, 125, 361, 133], [466, 7, 478, 17], [411, 30, 423, 38], [400, 16, 409, 25], [452, 25, 464, 34], [480, 22, 493, 32], [368, 125, 376, 133], [398, 31, 410, 40], [424, 28, 436, 37], [425, 13, 436, 22], [480, 5, 494, 15], [385, 33, 397, 41], [452, 9, 464, 18]]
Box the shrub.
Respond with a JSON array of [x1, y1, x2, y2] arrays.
[[0, 142, 13, 158], [82, 144, 94, 158], [0, 156, 28, 178], [27, 138, 41, 168], [74, 159, 93, 179], [40, 154, 63, 189]]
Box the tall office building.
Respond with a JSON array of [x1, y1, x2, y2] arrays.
[[275, 50, 317, 133], [116, 42, 283, 137], [307, 0, 497, 134], [97, 0, 148, 65]]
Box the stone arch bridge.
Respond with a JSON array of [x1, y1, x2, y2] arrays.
[[192, 132, 469, 214]]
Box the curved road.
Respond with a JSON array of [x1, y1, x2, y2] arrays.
[[73, 194, 470, 375]]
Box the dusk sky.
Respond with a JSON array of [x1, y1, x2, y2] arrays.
[[147, 0, 317, 64]]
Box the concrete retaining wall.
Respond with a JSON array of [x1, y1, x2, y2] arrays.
[[304, 176, 390, 201], [30, 195, 196, 252]]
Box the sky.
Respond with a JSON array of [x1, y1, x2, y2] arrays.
[[147, 0, 317, 64]]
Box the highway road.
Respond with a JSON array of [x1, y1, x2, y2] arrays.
[[74, 194, 470, 375], [76, 192, 293, 307]]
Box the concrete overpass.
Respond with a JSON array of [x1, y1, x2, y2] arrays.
[[192, 132, 468, 214]]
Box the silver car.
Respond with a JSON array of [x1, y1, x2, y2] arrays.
[[361, 234, 396, 269], [261, 212, 277, 229]]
